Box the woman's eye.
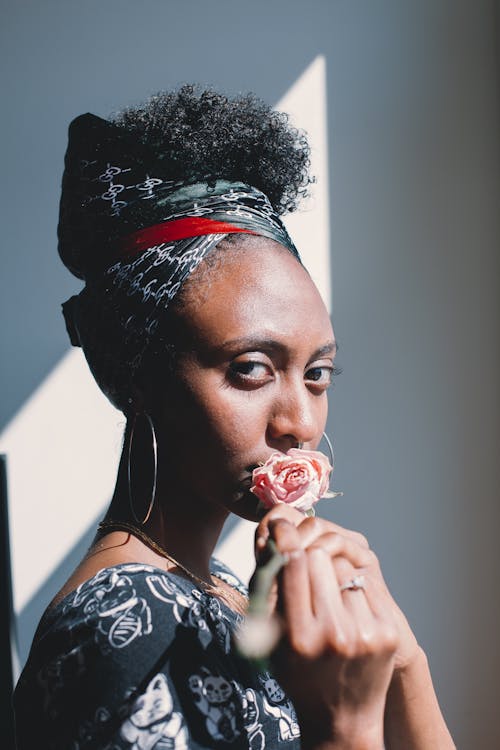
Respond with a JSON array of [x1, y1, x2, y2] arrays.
[[228, 360, 271, 383], [305, 365, 335, 387]]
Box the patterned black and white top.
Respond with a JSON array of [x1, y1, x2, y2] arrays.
[[14, 559, 301, 750]]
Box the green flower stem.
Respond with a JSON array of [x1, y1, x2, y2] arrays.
[[248, 539, 289, 616], [235, 540, 288, 666]]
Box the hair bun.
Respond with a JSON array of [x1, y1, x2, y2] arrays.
[[58, 88, 311, 281], [113, 85, 311, 216]]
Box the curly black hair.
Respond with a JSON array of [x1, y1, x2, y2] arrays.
[[111, 84, 312, 215]]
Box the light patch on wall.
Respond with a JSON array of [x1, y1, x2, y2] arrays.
[[0, 54, 330, 618], [0, 350, 123, 613], [280, 55, 331, 313]]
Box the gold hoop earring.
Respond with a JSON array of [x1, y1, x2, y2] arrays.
[[296, 434, 334, 466], [127, 412, 157, 525], [321, 432, 335, 467]]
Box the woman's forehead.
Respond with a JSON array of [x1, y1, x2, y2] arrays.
[[181, 243, 334, 349]]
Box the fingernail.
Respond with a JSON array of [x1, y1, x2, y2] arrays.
[[256, 528, 269, 549]]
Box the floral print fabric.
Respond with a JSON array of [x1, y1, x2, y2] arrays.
[[14, 560, 300, 750]]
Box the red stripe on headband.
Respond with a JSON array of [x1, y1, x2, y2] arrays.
[[118, 217, 256, 258]]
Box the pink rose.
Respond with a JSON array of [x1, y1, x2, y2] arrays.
[[250, 448, 335, 514]]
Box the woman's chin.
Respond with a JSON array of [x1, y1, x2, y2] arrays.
[[225, 487, 267, 523]]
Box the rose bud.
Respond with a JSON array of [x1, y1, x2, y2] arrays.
[[250, 448, 340, 516]]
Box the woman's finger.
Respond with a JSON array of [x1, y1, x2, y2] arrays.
[[306, 551, 391, 664], [268, 518, 315, 638], [333, 558, 398, 657], [303, 543, 374, 639], [254, 505, 305, 559], [255, 509, 372, 562], [306, 547, 344, 623], [307, 531, 373, 569], [297, 515, 370, 550], [354, 571, 398, 624], [333, 557, 377, 633]]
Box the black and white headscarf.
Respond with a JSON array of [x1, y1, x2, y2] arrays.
[[59, 114, 302, 410]]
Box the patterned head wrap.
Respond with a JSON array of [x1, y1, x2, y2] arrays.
[[59, 114, 302, 410]]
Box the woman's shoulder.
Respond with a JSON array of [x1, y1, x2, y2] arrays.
[[210, 555, 249, 596], [27, 560, 246, 672], [43, 556, 246, 626], [35, 561, 231, 646]]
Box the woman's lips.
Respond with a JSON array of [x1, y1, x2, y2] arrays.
[[232, 471, 259, 503], [237, 474, 254, 492], [240, 464, 260, 485]]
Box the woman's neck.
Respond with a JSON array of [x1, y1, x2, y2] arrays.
[[105, 450, 230, 582]]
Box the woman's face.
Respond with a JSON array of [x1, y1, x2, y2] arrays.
[[157, 240, 336, 521]]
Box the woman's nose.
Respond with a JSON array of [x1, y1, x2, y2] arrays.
[[266, 378, 321, 450]]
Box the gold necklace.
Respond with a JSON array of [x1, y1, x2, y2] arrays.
[[97, 519, 248, 613]]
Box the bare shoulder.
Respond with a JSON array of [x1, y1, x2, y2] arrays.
[[47, 530, 164, 610]]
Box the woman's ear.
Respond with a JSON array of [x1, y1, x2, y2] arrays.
[[126, 385, 148, 417], [132, 363, 178, 424]]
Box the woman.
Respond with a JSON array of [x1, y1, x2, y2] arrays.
[[14, 86, 454, 749]]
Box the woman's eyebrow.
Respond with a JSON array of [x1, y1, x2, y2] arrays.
[[219, 336, 287, 353], [219, 336, 337, 358], [311, 341, 337, 359]]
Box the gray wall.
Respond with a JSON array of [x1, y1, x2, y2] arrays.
[[2, 1, 499, 746]]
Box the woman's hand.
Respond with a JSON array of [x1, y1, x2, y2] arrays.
[[253, 506, 423, 748], [253, 507, 455, 750], [255, 506, 420, 674]]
